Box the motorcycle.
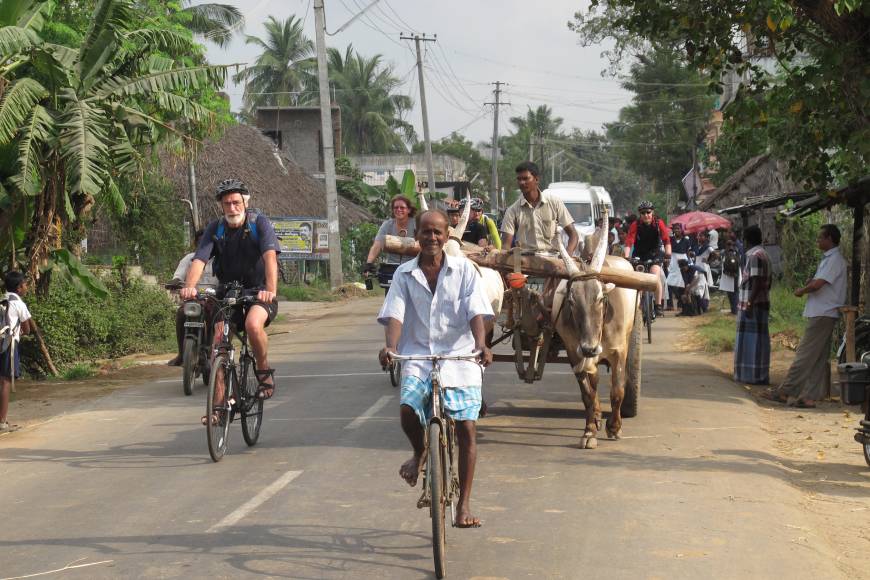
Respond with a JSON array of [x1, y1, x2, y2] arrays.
[[180, 298, 212, 396]]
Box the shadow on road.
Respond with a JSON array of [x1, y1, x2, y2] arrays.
[[0, 524, 433, 579]]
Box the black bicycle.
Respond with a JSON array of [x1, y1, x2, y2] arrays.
[[203, 283, 266, 462], [389, 351, 482, 579], [632, 258, 660, 344]]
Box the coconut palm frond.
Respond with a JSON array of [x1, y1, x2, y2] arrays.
[[0, 77, 47, 143], [182, 3, 243, 48], [125, 28, 198, 57]]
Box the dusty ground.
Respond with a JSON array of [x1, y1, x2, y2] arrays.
[[1, 300, 346, 432], [685, 313, 870, 576]]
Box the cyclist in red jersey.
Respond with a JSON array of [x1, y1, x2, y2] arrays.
[[624, 200, 671, 314]]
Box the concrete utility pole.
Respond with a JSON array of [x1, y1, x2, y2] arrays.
[[401, 33, 437, 196], [186, 155, 200, 233], [548, 149, 565, 184], [485, 81, 509, 214], [313, 0, 343, 288]]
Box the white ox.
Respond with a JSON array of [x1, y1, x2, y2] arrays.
[[553, 212, 640, 449]]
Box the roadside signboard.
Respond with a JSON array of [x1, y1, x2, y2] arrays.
[[270, 217, 329, 261]]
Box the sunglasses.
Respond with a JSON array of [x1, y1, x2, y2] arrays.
[[640, 210, 653, 215], [393, 205, 409, 211]]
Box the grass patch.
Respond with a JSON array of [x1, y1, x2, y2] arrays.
[[696, 284, 807, 354], [62, 363, 97, 380], [278, 281, 340, 302]]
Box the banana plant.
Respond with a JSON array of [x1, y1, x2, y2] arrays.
[[0, 0, 231, 289]]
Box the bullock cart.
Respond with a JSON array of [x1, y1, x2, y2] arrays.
[[382, 235, 658, 419]]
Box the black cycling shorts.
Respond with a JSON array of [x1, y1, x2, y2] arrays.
[[231, 299, 278, 329]]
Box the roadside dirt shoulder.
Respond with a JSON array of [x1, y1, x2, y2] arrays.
[[1, 297, 383, 435], [684, 313, 870, 577]]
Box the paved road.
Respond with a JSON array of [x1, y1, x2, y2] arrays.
[[0, 298, 857, 579]]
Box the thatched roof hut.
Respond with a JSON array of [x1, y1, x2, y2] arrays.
[[159, 123, 373, 231]]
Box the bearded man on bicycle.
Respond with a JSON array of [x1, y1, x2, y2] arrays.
[[181, 179, 281, 402], [624, 200, 671, 315], [378, 209, 494, 528]]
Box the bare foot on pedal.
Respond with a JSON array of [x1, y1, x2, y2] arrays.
[[399, 455, 422, 487]]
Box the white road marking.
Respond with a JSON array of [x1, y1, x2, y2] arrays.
[[344, 395, 394, 430], [207, 470, 303, 533]]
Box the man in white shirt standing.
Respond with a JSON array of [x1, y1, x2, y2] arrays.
[[762, 224, 847, 407], [378, 209, 494, 528]]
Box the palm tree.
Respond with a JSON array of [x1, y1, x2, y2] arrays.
[[179, 2, 244, 48], [0, 0, 229, 286], [233, 15, 315, 112], [328, 45, 415, 154], [509, 105, 564, 139]]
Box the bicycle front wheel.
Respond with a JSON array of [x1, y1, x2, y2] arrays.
[[240, 354, 263, 446], [389, 360, 402, 388], [644, 293, 653, 344], [428, 421, 447, 579], [206, 354, 232, 462]]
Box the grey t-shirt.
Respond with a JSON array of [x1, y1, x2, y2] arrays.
[[375, 218, 416, 264]]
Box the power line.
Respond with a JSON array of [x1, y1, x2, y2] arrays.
[[383, 0, 418, 33]]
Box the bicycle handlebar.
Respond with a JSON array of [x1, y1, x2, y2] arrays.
[[389, 351, 482, 362]]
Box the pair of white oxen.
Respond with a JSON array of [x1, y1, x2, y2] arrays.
[[420, 196, 639, 449]]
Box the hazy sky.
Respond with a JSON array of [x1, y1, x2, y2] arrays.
[[202, 0, 633, 145]]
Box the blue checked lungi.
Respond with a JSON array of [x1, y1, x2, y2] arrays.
[[734, 308, 770, 385], [400, 375, 482, 425]]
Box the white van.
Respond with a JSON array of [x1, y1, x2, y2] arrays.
[[543, 182, 596, 237], [544, 182, 615, 235]]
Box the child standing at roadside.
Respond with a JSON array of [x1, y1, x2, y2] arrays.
[[1, 271, 33, 432]]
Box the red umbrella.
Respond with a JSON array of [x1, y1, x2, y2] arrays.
[[669, 211, 731, 234]]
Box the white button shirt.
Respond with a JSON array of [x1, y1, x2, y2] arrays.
[[804, 246, 847, 318], [377, 252, 494, 389]]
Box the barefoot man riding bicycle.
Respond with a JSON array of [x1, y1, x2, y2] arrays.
[[181, 179, 281, 414], [378, 209, 494, 528]]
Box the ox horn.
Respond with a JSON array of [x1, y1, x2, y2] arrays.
[[590, 207, 609, 273], [450, 194, 472, 239], [557, 234, 583, 279], [418, 191, 429, 212]]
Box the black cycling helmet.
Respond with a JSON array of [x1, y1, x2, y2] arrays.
[[215, 178, 248, 200], [459, 197, 484, 211], [637, 200, 655, 212]]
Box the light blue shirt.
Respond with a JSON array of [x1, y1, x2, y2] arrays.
[[377, 252, 494, 388], [804, 246, 847, 318]]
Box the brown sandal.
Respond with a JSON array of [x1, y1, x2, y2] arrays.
[[255, 369, 276, 400]]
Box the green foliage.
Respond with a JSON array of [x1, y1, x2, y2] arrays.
[[606, 48, 715, 198], [341, 222, 379, 279], [46, 248, 109, 298], [0, 0, 231, 286], [278, 280, 339, 302], [22, 273, 175, 373], [698, 285, 808, 354], [327, 45, 415, 154], [571, 0, 870, 190], [62, 362, 96, 380], [335, 156, 391, 219], [109, 173, 187, 277], [413, 132, 490, 196], [777, 212, 823, 288], [233, 15, 314, 112]]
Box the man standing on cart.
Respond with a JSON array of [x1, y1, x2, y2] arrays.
[[378, 209, 494, 528], [500, 161, 579, 308]]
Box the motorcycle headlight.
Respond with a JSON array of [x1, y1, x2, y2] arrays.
[[183, 301, 202, 317]]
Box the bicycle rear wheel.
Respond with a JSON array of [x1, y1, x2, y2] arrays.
[[206, 354, 232, 462], [428, 421, 447, 579], [240, 354, 263, 446]]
